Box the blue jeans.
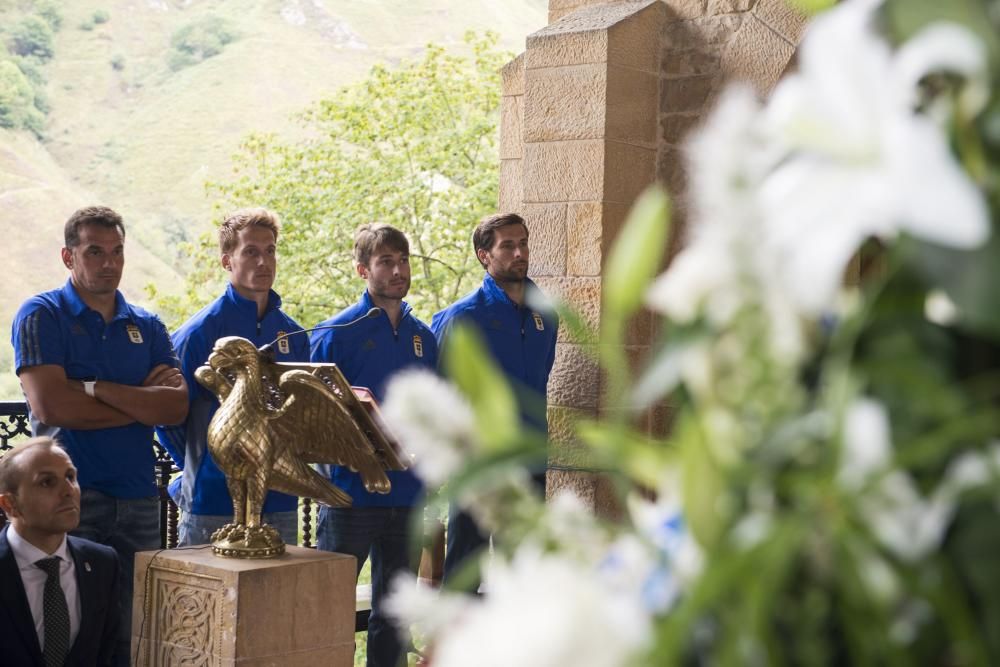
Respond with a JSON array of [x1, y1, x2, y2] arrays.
[[177, 511, 299, 547], [317, 506, 417, 667], [73, 488, 161, 667]]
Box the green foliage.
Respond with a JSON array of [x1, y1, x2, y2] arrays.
[[787, 0, 837, 15], [0, 57, 44, 133], [159, 32, 507, 329], [442, 325, 519, 452], [0, 2, 60, 133], [168, 15, 238, 71], [32, 0, 61, 30], [474, 174, 1000, 663], [91, 8, 109, 24], [7, 15, 53, 60]]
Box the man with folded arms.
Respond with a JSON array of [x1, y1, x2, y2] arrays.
[[11, 205, 188, 665]]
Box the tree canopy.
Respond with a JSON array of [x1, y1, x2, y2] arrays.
[[153, 32, 507, 329]]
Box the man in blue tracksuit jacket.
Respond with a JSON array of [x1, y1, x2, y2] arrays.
[[156, 209, 309, 546], [431, 212, 558, 589], [311, 223, 438, 667]]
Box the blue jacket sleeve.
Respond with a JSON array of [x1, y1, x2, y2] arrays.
[[11, 300, 63, 374], [149, 316, 181, 369]]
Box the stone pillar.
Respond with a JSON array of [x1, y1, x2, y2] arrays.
[[502, 0, 806, 515], [132, 547, 356, 666]]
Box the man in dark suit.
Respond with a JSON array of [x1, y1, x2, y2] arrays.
[[0, 436, 120, 667]]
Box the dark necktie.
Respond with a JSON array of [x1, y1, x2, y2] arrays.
[[35, 557, 70, 667]]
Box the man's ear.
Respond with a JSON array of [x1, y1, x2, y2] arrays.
[[0, 492, 18, 518], [61, 247, 73, 270], [356, 262, 369, 280], [221, 253, 232, 272], [476, 248, 489, 267]]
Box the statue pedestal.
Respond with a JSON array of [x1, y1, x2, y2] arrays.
[[132, 545, 357, 666]]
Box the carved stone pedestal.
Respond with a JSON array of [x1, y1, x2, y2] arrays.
[[132, 546, 356, 666]]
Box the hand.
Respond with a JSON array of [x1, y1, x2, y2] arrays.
[[143, 364, 184, 388]]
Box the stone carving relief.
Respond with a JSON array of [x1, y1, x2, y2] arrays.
[[142, 568, 223, 666]]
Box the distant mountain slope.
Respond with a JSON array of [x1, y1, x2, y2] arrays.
[[0, 0, 546, 398]]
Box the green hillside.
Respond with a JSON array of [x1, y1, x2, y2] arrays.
[[0, 0, 546, 398]]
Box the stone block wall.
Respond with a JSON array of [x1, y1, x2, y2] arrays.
[[500, 0, 807, 515]]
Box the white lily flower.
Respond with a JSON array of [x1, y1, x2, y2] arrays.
[[381, 369, 479, 486], [894, 22, 990, 119], [429, 545, 651, 667], [537, 491, 613, 559], [655, 0, 990, 326], [862, 471, 956, 562], [759, 0, 990, 315], [384, 572, 470, 641]]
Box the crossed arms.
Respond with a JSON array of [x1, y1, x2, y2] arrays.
[[19, 363, 188, 429]]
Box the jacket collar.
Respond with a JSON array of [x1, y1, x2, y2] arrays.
[[360, 289, 412, 321], [61, 279, 131, 321], [225, 283, 282, 319], [482, 272, 537, 309]]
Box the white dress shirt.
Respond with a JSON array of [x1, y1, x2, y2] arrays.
[[7, 524, 82, 651]]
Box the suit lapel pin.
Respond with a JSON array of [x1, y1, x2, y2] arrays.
[[85, 562, 92, 572]]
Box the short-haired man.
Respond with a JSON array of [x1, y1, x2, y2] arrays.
[[0, 437, 121, 666], [11, 205, 188, 665], [156, 208, 309, 546], [310, 223, 438, 667], [431, 213, 557, 586]]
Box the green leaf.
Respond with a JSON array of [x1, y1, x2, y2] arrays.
[[908, 234, 1000, 341], [441, 323, 520, 452], [883, 0, 1000, 59], [786, 0, 837, 16], [602, 186, 671, 325], [679, 414, 727, 549], [575, 420, 674, 488]]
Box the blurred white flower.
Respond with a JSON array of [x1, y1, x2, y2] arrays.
[[731, 511, 774, 550], [941, 443, 1000, 494], [537, 491, 613, 559], [760, 0, 989, 315], [427, 545, 652, 667], [894, 22, 990, 120], [381, 369, 478, 486], [645, 226, 741, 327], [384, 572, 469, 641], [686, 85, 777, 233], [854, 546, 900, 604], [838, 398, 892, 490], [862, 471, 956, 562], [649, 0, 989, 328], [924, 289, 959, 326], [621, 478, 704, 611], [600, 534, 674, 613]]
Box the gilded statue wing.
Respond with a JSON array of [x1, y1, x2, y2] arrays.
[[265, 369, 403, 506]]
